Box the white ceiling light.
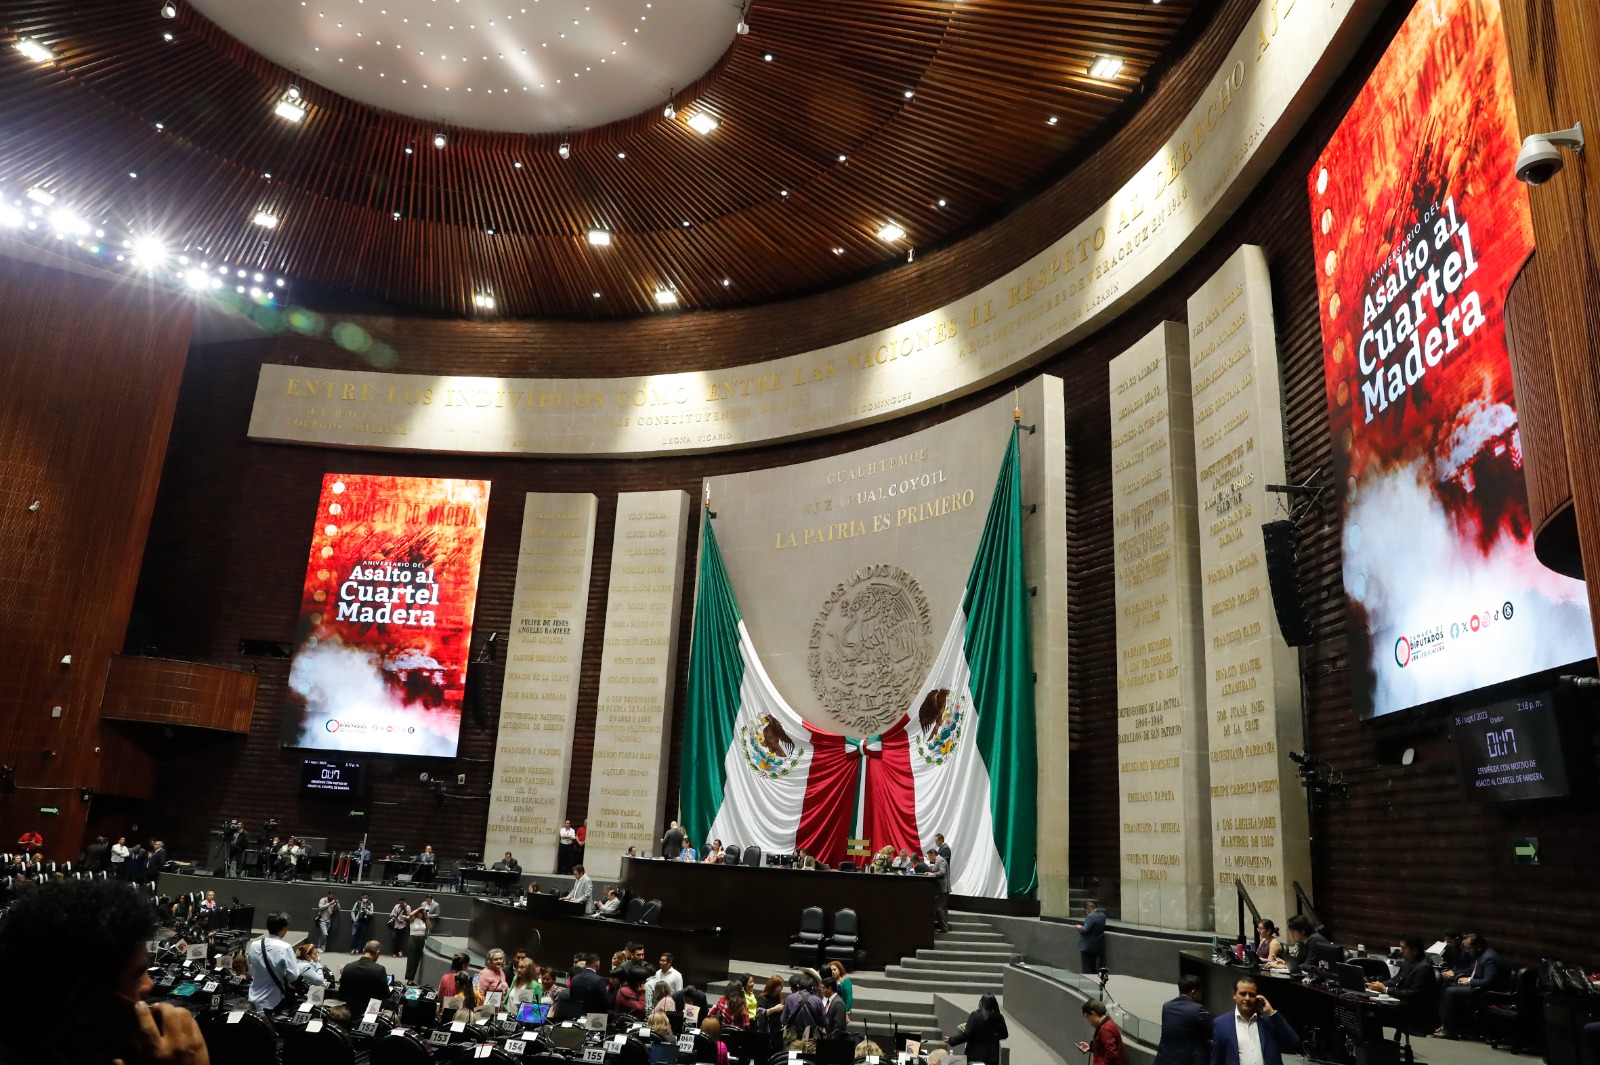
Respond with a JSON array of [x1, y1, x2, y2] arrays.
[[654, 288, 679, 306], [904, 90, 915, 99], [25, 187, 55, 207], [587, 228, 611, 246], [1089, 55, 1124, 79], [130, 235, 167, 269], [183, 269, 210, 290], [0, 204, 22, 228], [663, 98, 676, 120], [274, 87, 306, 123], [14, 38, 54, 64], [160, 2, 177, 17], [252, 210, 280, 229], [1047, 115, 1059, 126], [49, 209, 88, 237], [876, 222, 906, 241], [433, 133, 447, 148], [558, 142, 571, 159], [687, 112, 719, 135], [472, 292, 496, 310]]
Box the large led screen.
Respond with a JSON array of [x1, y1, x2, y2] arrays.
[[280, 474, 491, 755], [1309, 0, 1592, 719]]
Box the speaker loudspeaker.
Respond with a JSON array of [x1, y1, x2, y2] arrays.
[[1261, 520, 1314, 647]]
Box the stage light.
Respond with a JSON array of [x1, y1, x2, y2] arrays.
[[838, 154, 848, 163], [14, 38, 54, 64], [687, 112, 719, 135], [130, 235, 167, 269], [252, 210, 279, 229], [160, 2, 177, 17], [0, 204, 22, 228], [735, 16, 749, 34], [663, 100, 676, 120], [473, 292, 496, 310], [904, 89, 915, 99], [587, 228, 611, 246], [433, 133, 447, 149], [876, 221, 906, 241], [50, 209, 88, 237], [558, 142, 571, 159], [274, 86, 305, 123], [183, 269, 210, 289], [1089, 55, 1124, 79], [1047, 115, 1058, 125], [25, 187, 55, 206], [654, 288, 678, 306]]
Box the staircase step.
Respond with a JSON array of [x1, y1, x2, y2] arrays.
[[934, 930, 1010, 943], [915, 946, 1016, 961], [946, 916, 991, 930], [851, 1008, 941, 1040], [855, 973, 1004, 995], [895, 956, 1009, 974]]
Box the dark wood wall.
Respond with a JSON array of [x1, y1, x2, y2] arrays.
[[117, 0, 1600, 964], [0, 254, 194, 857]]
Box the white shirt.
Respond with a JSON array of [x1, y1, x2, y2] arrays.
[[658, 966, 684, 995], [1234, 1010, 1265, 1065], [559, 827, 577, 843], [248, 935, 301, 1011], [110, 843, 128, 863]]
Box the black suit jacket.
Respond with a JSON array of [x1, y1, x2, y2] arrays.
[[1468, 948, 1508, 991], [1155, 995, 1211, 1065], [1386, 957, 1440, 1034], [338, 956, 390, 1013], [569, 967, 610, 1014], [822, 995, 847, 1036]]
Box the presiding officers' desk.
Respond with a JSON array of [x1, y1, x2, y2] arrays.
[[620, 856, 937, 968], [469, 896, 730, 988], [1179, 951, 1403, 1065]]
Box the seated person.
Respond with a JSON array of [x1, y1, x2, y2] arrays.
[[294, 941, 329, 990], [1438, 933, 1506, 1038], [677, 842, 699, 862], [702, 840, 724, 864], [1276, 914, 1332, 970], [491, 851, 521, 873], [596, 887, 623, 918], [1255, 919, 1283, 964], [1367, 932, 1439, 1036]]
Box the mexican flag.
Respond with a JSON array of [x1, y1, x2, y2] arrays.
[[680, 425, 1037, 897]]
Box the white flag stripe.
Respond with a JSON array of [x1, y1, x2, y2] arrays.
[[706, 621, 813, 855], [906, 604, 1008, 898]]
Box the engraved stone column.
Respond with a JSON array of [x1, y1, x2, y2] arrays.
[[582, 490, 692, 881], [483, 494, 598, 873], [1110, 323, 1213, 930], [1187, 245, 1312, 932]]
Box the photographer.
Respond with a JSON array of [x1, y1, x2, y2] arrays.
[[0, 878, 209, 1065], [247, 911, 305, 1013]]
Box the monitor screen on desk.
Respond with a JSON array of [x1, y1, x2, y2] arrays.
[[547, 1025, 588, 1051], [1334, 962, 1367, 991], [516, 1002, 549, 1026]]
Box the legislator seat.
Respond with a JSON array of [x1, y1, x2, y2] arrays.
[[723, 845, 743, 866], [640, 898, 663, 925], [789, 905, 826, 966], [1482, 966, 1541, 1052], [197, 1008, 278, 1065], [624, 896, 646, 923], [822, 907, 863, 966], [744, 845, 763, 868], [1351, 956, 1390, 981], [836, 861, 855, 872], [370, 1028, 433, 1065], [282, 1014, 356, 1065]]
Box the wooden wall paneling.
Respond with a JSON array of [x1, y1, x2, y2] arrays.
[[0, 253, 194, 856], [101, 655, 259, 733], [95, 723, 158, 800]]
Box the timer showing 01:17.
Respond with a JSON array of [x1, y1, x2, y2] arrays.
[[1485, 728, 1518, 759]]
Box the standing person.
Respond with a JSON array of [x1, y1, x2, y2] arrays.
[[1079, 999, 1129, 1065], [948, 993, 1009, 1064], [403, 900, 432, 983], [661, 820, 685, 860], [654, 953, 684, 997], [348, 892, 375, 953], [110, 835, 130, 876], [819, 978, 848, 1036], [1209, 977, 1300, 1065], [1155, 975, 1211, 1065], [825, 960, 854, 1013], [559, 820, 578, 874], [247, 912, 302, 1014], [315, 890, 340, 950], [563, 865, 594, 912], [925, 847, 950, 932], [388, 898, 410, 958], [82, 835, 108, 872], [1074, 901, 1107, 974], [710, 978, 750, 1028], [477, 948, 511, 1004], [935, 833, 951, 865], [339, 941, 391, 1015], [146, 839, 168, 887]]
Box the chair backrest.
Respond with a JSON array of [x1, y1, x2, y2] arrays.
[[723, 846, 742, 866], [283, 1018, 356, 1065], [1512, 965, 1540, 1004], [744, 845, 762, 868], [198, 1009, 279, 1065], [799, 905, 825, 936], [625, 896, 646, 923], [640, 898, 662, 925], [369, 1029, 433, 1065], [837, 861, 855, 872], [831, 908, 859, 939]]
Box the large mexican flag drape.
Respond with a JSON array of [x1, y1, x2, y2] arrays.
[[680, 426, 1038, 898]]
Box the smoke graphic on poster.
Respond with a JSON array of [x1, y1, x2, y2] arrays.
[[281, 474, 491, 755], [1310, 0, 1591, 719]]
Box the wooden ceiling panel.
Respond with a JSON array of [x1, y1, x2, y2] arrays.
[[0, 0, 1204, 317]]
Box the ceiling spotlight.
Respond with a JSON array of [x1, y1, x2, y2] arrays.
[[252, 210, 279, 229], [735, 15, 749, 34], [617, 151, 627, 159], [687, 112, 719, 135], [721, 278, 730, 287], [654, 288, 679, 306], [904, 89, 915, 99], [433, 133, 447, 148], [592, 291, 601, 299], [273, 88, 306, 123], [833, 247, 845, 255], [130, 235, 166, 268], [183, 269, 210, 290], [25, 187, 55, 207], [838, 154, 848, 163], [49, 208, 87, 237], [1089, 55, 1124, 79], [663, 99, 676, 120], [876, 222, 906, 241], [587, 228, 611, 246], [558, 142, 571, 159], [0, 204, 22, 228], [472, 292, 496, 310], [1048, 115, 1059, 126], [937, 198, 947, 207], [160, 2, 177, 16], [14, 38, 55, 64], [763, 52, 772, 61]]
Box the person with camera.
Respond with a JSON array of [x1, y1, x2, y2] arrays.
[[0, 878, 211, 1065], [348, 892, 375, 953], [248, 911, 307, 1014], [314, 889, 340, 949]]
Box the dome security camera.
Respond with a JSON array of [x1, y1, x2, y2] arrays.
[[1516, 122, 1584, 185]]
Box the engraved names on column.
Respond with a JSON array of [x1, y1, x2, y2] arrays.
[[1110, 322, 1213, 929], [583, 491, 691, 880], [484, 494, 598, 873], [1187, 246, 1311, 931]]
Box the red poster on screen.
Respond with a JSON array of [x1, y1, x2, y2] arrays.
[[281, 474, 491, 755], [1310, 0, 1590, 718]]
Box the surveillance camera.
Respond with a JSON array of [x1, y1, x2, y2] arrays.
[[1516, 122, 1584, 185]]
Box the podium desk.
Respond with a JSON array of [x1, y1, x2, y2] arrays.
[[619, 857, 937, 968], [468, 899, 729, 988]]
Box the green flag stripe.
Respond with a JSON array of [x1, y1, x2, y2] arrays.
[[962, 425, 1039, 897], [680, 513, 746, 849]]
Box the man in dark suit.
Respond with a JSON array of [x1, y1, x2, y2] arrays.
[[1438, 933, 1506, 1038], [568, 952, 610, 1015], [1074, 901, 1107, 974], [1155, 974, 1211, 1065], [1210, 976, 1300, 1065], [1283, 915, 1332, 971], [661, 821, 685, 860], [1367, 932, 1439, 1037], [820, 978, 848, 1036], [339, 940, 392, 1014]]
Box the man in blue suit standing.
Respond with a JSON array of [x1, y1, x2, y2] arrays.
[[1437, 933, 1506, 1038], [1156, 974, 1212, 1065], [1073, 901, 1107, 974], [1211, 976, 1300, 1065]]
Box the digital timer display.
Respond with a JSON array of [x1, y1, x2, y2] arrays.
[[1451, 692, 1569, 802], [300, 758, 368, 799]]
